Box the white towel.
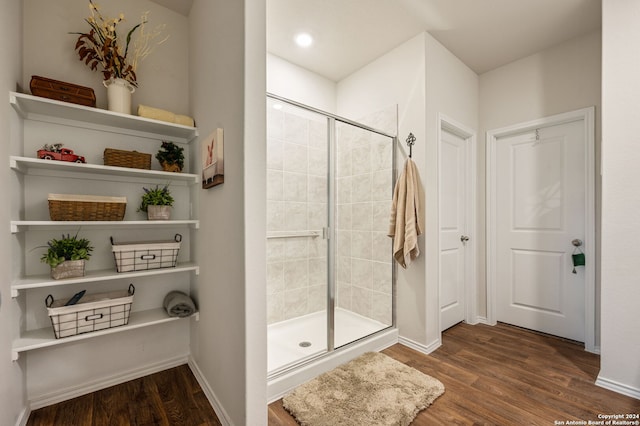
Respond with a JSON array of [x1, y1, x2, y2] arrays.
[[388, 158, 424, 268]]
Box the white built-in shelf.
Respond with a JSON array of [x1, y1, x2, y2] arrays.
[[12, 308, 199, 360], [9, 92, 199, 143], [11, 263, 199, 297], [10, 156, 199, 184], [10, 220, 199, 233]]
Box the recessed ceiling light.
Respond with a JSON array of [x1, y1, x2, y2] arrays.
[[272, 103, 283, 110], [295, 33, 314, 48]]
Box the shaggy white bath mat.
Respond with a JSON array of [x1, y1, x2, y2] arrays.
[[282, 351, 445, 426]]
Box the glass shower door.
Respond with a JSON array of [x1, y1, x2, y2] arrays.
[[266, 97, 330, 374], [333, 120, 394, 348]]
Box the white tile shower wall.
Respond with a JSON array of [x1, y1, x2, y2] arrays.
[[335, 108, 395, 325], [267, 100, 328, 324]]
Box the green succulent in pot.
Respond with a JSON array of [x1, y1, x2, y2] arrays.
[[40, 232, 93, 279], [138, 184, 174, 212], [138, 184, 174, 220], [40, 233, 93, 268]]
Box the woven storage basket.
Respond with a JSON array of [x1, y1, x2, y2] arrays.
[[104, 148, 151, 170], [46, 284, 134, 339], [48, 194, 127, 221]]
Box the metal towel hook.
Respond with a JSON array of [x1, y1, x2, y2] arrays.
[[406, 133, 416, 158]]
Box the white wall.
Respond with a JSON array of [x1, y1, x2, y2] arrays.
[[337, 33, 428, 347], [189, 0, 267, 424], [23, 0, 190, 114], [479, 31, 602, 339], [267, 53, 336, 113], [599, 0, 640, 398], [424, 33, 479, 344], [244, 0, 268, 422], [0, 0, 28, 424]]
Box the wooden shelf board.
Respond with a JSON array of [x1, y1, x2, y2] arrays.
[[11, 220, 199, 233], [10, 156, 199, 184], [12, 308, 198, 360], [10, 92, 198, 143], [11, 263, 199, 297]]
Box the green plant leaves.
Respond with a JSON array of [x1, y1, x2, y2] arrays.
[[155, 142, 184, 170], [138, 184, 174, 212], [40, 233, 93, 268]]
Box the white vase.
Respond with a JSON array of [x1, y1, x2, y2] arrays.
[[103, 78, 135, 114]]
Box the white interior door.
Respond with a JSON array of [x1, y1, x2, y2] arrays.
[[439, 128, 468, 331], [494, 120, 586, 342]]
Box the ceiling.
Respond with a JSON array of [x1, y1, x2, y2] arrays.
[[152, 0, 601, 81]]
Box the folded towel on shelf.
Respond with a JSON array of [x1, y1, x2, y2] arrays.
[[163, 290, 197, 317], [388, 158, 424, 269], [138, 104, 175, 123], [174, 114, 195, 127], [137, 104, 195, 127]]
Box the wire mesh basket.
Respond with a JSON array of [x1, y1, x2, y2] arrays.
[[111, 234, 182, 273], [46, 284, 134, 339]]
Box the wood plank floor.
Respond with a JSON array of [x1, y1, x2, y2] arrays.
[[26, 364, 222, 426], [269, 322, 640, 425]]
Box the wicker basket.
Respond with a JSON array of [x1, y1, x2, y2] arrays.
[[48, 194, 127, 221], [104, 148, 151, 170]]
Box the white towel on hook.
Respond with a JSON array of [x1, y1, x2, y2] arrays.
[[388, 158, 424, 269]]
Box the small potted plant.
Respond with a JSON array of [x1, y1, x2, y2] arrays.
[[156, 141, 184, 172], [40, 233, 93, 279], [138, 184, 174, 220]]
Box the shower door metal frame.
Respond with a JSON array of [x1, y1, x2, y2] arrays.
[[266, 93, 398, 373]]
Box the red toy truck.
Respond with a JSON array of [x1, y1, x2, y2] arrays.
[[37, 147, 86, 163]]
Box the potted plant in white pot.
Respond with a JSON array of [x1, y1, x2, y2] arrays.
[[138, 184, 174, 220], [41, 233, 93, 279]]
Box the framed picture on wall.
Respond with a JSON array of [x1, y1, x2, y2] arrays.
[[202, 128, 224, 188]]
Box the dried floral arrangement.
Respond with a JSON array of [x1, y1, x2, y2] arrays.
[[71, 0, 167, 87]]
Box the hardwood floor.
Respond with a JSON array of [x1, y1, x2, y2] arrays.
[[269, 322, 640, 425], [26, 364, 222, 426]]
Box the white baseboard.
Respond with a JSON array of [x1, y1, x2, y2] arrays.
[[475, 316, 490, 325], [15, 406, 29, 426], [187, 357, 233, 426], [29, 354, 189, 410], [596, 375, 640, 400], [398, 336, 441, 355]]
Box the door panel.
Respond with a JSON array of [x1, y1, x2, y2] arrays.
[[495, 120, 585, 341], [439, 129, 467, 331], [511, 249, 563, 313]]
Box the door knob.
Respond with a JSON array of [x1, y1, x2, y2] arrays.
[[460, 235, 470, 243], [572, 239, 583, 247]]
